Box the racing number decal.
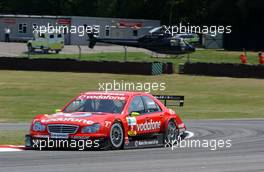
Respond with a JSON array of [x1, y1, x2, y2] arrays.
[[127, 117, 137, 126], [104, 121, 112, 128], [127, 117, 137, 136]]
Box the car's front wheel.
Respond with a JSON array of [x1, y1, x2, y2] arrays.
[[109, 122, 124, 149], [165, 120, 179, 144]]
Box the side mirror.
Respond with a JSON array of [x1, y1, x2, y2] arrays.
[[130, 112, 140, 117], [55, 109, 61, 113]]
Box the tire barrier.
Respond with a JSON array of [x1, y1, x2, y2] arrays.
[[181, 62, 264, 79], [162, 62, 174, 74], [0, 57, 174, 75]]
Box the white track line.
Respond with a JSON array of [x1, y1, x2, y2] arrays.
[[185, 131, 195, 139], [0, 148, 24, 152], [0, 145, 25, 152]]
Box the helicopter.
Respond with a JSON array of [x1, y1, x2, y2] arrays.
[[87, 26, 195, 55]]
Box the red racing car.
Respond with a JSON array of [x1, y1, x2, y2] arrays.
[[25, 91, 187, 150]]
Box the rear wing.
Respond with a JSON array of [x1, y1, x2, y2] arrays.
[[154, 95, 184, 106]]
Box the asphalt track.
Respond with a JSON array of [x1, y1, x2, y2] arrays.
[[0, 119, 264, 172]]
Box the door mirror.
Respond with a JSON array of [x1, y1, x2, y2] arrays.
[[130, 112, 140, 117], [55, 109, 61, 113]]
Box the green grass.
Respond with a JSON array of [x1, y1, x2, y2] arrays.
[[0, 70, 264, 122], [1, 70, 264, 145], [27, 49, 260, 65], [28, 50, 260, 63], [0, 130, 26, 145]]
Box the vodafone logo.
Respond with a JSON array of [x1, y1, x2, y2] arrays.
[[53, 112, 92, 118], [41, 118, 94, 125], [136, 120, 161, 131]]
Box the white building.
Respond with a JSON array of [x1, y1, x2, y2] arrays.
[[0, 14, 160, 45]]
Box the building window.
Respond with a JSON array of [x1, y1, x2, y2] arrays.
[[133, 29, 138, 37], [18, 23, 27, 33], [32, 23, 37, 29], [49, 34, 54, 39], [105, 25, 110, 37]]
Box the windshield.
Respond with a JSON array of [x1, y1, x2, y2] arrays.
[[63, 99, 126, 114]]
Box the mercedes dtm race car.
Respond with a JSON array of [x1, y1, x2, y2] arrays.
[[25, 91, 187, 150]]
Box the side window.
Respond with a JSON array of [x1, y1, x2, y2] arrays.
[[142, 96, 161, 113], [128, 96, 144, 114], [105, 26, 110, 37]]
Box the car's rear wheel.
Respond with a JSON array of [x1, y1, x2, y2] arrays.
[[165, 120, 179, 144], [43, 49, 48, 54], [109, 122, 124, 149]]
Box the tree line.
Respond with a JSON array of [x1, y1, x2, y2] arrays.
[[0, 0, 262, 25]]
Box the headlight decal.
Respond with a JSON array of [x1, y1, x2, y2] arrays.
[[81, 123, 100, 133], [32, 122, 46, 132]]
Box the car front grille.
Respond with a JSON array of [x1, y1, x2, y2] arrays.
[[47, 124, 79, 134]]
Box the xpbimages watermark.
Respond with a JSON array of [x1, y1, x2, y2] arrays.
[[32, 138, 100, 150], [32, 23, 100, 37], [163, 23, 232, 37], [98, 80, 166, 93], [165, 133, 232, 151]]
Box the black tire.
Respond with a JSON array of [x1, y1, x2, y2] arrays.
[[165, 120, 179, 144], [27, 44, 34, 52], [55, 50, 60, 54], [43, 49, 48, 54], [41, 46, 48, 54], [109, 122, 124, 150]]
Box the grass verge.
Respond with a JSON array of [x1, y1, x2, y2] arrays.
[[0, 70, 263, 122], [0, 130, 26, 145]]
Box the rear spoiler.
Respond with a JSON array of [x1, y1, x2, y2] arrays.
[[154, 95, 184, 106]]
